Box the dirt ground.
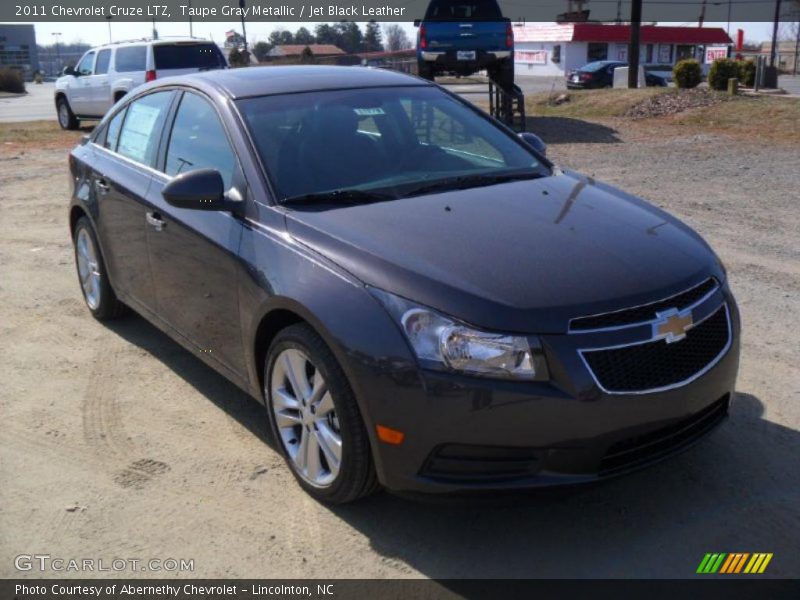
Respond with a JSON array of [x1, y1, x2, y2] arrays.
[[1, 111, 798, 579]]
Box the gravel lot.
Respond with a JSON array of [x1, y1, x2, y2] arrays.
[[1, 110, 798, 579]]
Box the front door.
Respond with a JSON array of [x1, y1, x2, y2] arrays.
[[93, 90, 176, 311], [70, 50, 96, 115], [145, 91, 247, 378]]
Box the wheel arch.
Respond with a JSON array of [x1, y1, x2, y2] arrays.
[[250, 297, 349, 403]]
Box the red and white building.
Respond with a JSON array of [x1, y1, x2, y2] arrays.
[[513, 23, 733, 76]]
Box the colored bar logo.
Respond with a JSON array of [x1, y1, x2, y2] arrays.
[[697, 553, 773, 574]]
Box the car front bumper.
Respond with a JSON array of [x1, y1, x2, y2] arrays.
[[355, 288, 740, 495]]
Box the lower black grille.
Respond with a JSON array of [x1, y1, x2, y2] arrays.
[[582, 304, 730, 393], [421, 444, 542, 483], [600, 395, 729, 475]]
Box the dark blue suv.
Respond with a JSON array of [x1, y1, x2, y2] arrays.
[[415, 0, 515, 89]]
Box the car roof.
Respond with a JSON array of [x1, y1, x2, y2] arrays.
[[157, 65, 433, 99], [93, 38, 216, 51]]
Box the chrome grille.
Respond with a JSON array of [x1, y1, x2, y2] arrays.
[[581, 304, 731, 394]]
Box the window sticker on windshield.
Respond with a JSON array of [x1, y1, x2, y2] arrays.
[[354, 108, 385, 116]]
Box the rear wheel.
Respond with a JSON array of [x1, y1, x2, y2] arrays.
[[57, 97, 79, 130], [489, 59, 515, 91], [265, 323, 378, 504], [418, 61, 435, 81], [72, 217, 127, 320]]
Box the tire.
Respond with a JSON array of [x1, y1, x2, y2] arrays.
[[264, 323, 379, 504], [418, 61, 435, 81], [72, 216, 127, 320], [57, 96, 79, 130], [490, 59, 515, 91]]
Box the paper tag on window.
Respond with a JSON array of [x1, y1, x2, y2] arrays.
[[354, 108, 385, 116]]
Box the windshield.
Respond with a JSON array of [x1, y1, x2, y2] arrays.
[[237, 86, 547, 202], [153, 43, 226, 70]]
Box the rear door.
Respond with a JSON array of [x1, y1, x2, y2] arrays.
[[91, 90, 176, 311], [145, 90, 246, 378], [152, 42, 227, 78]]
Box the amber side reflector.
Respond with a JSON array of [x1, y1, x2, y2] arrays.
[[376, 425, 405, 445]]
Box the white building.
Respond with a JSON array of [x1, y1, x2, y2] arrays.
[[513, 23, 732, 77]]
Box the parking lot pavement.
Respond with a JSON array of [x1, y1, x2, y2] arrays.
[[1, 111, 798, 579], [2, 76, 566, 124], [0, 81, 55, 123], [779, 75, 800, 96]]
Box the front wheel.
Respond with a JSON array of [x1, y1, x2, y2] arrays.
[[265, 324, 378, 504], [57, 97, 79, 130]]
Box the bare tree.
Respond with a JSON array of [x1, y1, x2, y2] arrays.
[[383, 24, 412, 52]]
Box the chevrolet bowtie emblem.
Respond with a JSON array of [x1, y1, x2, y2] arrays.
[[653, 308, 693, 343]]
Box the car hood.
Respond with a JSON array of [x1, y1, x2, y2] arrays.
[[284, 171, 721, 333]]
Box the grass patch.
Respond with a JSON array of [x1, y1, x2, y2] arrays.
[[525, 87, 671, 119], [670, 95, 800, 143], [0, 121, 91, 152]]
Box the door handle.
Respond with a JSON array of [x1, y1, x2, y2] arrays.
[[146, 211, 166, 232], [94, 178, 110, 194]]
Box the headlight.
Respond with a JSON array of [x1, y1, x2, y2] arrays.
[[372, 289, 548, 381]]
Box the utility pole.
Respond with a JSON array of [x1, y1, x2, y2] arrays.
[[770, 0, 782, 68], [106, 15, 113, 44], [52, 32, 62, 75], [188, 0, 193, 37], [628, 0, 642, 88], [239, 0, 248, 51]]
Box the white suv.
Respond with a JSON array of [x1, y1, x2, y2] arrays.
[[55, 38, 227, 130]]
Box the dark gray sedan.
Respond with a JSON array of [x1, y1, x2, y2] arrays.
[[68, 66, 739, 503]]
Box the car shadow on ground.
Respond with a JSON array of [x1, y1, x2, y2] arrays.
[[106, 314, 799, 579], [329, 391, 800, 578], [105, 314, 276, 451], [526, 116, 621, 145]]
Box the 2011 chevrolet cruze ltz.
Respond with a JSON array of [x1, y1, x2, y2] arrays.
[[68, 66, 740, 503]]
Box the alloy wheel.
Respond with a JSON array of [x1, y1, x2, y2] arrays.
[[270, 348, 342, 487], [76, 228, 101, 310], [58, 103, 70, 129]]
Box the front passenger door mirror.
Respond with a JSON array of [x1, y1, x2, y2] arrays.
[[518, 132, 547, 157]]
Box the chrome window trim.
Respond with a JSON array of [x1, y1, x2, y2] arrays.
[[568, 278, 719, 334], [579, 303, 732, 396]]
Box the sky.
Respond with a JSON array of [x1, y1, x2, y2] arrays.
[[19, 20, 782, 48]]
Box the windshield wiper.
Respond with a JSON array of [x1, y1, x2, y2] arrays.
[[402, 170, 546, 198], [281, 188, 397, 207]]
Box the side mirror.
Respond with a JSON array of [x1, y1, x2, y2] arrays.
[[413, 19, 421, 27], [519, 132, 546, 157], [62, 66, 78, 77], [162, 169, 233, 211]]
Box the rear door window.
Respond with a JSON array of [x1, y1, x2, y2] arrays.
[[95, 49, 111, 75], [424, 0, 503, 19], [114, 46, 147, 72], [153, 44, 225, 70], [116, 91, 174, 166]]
